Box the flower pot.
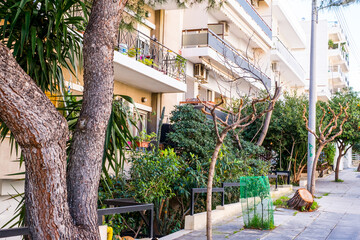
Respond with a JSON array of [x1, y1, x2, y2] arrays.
[[136, 141, 150, 148]]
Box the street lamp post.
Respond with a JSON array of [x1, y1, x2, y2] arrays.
[[308, 0, 318, 192]]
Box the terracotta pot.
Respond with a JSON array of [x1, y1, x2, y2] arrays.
[[136, 141, 150, 148]]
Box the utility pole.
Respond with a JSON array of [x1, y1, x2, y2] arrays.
[[307, 0, 318, 192]]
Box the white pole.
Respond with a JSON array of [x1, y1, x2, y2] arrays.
[[308, 0, 318, 192]]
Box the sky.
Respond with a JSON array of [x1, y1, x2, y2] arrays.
[[291, 0, 360, 91]]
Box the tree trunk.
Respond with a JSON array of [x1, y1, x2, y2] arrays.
[[0, 43, 74, 238], [335, 144, 345, 181], [206, 140, 224, 240], [287, 188, 313, 210], [309, 144, 325, 195], [256, 105, 273, 146], [1, 0, 128, 238], [66, 0, 127, 238], [357, 163, 360, 172]]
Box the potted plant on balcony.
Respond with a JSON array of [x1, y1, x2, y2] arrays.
[[135, 130, 157, 148], [138, 55, 159, 68], [127, 48, 138, 58], [175, 55, 186, 80]]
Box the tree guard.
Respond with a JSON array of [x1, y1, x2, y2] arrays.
[[240, 176, 274, 230]]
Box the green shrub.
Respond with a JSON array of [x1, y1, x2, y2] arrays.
[[273, 196, 289, 208], [129, 148, 182, 202]]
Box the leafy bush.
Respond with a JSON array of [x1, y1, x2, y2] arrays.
[[167, 104, 215, 161], [98, 105, 272, 237], [129, 148, 182, 202]]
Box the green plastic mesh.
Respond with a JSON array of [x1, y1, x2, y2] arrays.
[[240, 176, 274, 230]]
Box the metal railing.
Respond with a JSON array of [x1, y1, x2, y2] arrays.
[[190, 187, 225, 215], [329, 65, 343, 76], [118, 28, 186, 82], [268, 170, 291, 189], [317, 85, 332, 99], [237, 0, 272, 38], [329, 45, 349, 66], [0, 202, 155, 239], [272, 36, 305, 80], [328, 21, 349, 46], [182, 29, 271, 89]]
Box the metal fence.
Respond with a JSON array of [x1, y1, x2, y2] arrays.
[[0, 202, 155, 239], [118, 28, 186, 83], [182, 29, 272, 89]]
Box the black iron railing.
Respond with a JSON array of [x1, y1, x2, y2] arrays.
[[0, 201, 155, 239], [268, 170, 291, 189], [117, 28, 186, 83]]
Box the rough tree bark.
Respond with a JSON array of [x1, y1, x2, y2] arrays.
[[206, 133, 229, 240], [334, 141, 352, 181], [256, 86, 281, 146], [66, 0, 126, 237], [287, 188, 313, 211], [0, 0, 127, 238], [309, 144, 325, 194], [0, 43, 75, 238]]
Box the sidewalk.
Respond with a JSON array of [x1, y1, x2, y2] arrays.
[[173, 168, 360, 240]]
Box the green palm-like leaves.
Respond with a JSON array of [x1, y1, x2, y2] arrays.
[[0, 0, 89, 93], [57, 94, 138, 178]]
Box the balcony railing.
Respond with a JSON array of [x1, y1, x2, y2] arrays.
[[182, 29, 271, 89], [272, 37, 305, 80], [237, 0, 272, 38], [329, 65, 344, 78], [328, 44, 349, 66], [328, 21, 349, 46], [117, 28, 186, 82], [317, 85, 332, 100]]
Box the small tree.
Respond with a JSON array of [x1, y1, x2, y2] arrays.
[[329, 90, 360, 181], [303, 103, 348, 194], [198, 84, 280, 239]]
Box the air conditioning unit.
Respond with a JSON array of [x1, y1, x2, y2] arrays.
[[194, 64, 208, 83], [271, 62, 279, 72], [251, 0, 260, 8]]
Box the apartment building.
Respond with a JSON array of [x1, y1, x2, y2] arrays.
[[270, 0, 306, 94], [180, 0, 273, 102], [295, 19, 350, 102], [1, 0, 334, 230]]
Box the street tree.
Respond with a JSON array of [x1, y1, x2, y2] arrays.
[[329, 89, 360, 181], [198, 84, 281, 239], [303, 103, 348, 194], [0, 0, 127, 238], [1, 0, 226, 238]]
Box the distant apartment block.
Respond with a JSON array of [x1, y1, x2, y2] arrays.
[[295, 19, 350, 101]]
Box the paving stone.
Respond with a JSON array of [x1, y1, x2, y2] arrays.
[[170, 168, 360, 240]]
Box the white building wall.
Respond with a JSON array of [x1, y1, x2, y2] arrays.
[[293, 20, 329, 95]]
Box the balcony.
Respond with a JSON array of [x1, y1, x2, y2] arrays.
[[182, 29, 271, 89], [218, 0, 272, 49], [235, 0, 272, 39], [317, 85, 332, 102], [113, 28, 187, 93], [328, 65, 347, 87], [272, 0, 306, 48], [328, 44, 349, 70], [271, 37, 306, 87], [328, 21, 348, 44]]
